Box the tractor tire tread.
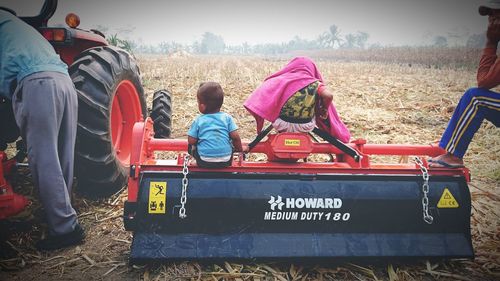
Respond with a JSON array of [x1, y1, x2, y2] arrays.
[[70, 46, 146, 197], [150, 90, 172, 139]]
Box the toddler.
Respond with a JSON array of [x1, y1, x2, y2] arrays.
[[188, 82, 243, 167]]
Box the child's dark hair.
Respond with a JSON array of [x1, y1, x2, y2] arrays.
[[197, 82, 224, 113]]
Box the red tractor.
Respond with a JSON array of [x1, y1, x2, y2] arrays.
[[0, 0, 170, 218]]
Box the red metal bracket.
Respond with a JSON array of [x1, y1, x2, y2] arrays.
[[126, 118, 471, 203], [0, 152, 29, 220]]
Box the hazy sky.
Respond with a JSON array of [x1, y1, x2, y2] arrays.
[[3, 0, 490, 46]]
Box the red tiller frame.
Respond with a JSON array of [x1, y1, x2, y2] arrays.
[[0, 152, 29, 219], [127, 119, 471, 203]]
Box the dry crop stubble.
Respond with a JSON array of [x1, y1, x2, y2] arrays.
[[137, 55, 499, 279], [0, 55, 498, 281]]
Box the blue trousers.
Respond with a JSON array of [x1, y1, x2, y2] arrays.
[[439, 87, 500, 158]]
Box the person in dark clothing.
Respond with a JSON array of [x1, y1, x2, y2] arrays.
[[429, 1, 500, 168]]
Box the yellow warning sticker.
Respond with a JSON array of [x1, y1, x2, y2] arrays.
[[148, 181, 167, 214], [285, 139, 301, 146], [437, 188, 459, 208]]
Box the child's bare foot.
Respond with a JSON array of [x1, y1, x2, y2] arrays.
[[428, 153, 464, 168]]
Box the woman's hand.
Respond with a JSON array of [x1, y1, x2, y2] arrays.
[[319, 106, 328, 119], [317, 86, 333, 119], [242, 145, 249, 153]]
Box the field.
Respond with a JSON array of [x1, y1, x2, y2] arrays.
[[0, 53, 499, 280]]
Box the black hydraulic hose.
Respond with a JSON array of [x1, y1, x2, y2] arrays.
[[309, 132, 334, 162], [312, 127, 361, 162], [247, 124, 274, 151]]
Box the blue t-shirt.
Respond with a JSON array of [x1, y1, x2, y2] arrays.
[[0, 10, 68, 99], [188, 112, 238, 158]]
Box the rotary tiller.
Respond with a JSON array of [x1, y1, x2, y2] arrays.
[[124, 118, 473, 264]]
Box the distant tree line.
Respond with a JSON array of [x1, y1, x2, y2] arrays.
[[105, 24, 486, 55], [131, 25, 372, 55]]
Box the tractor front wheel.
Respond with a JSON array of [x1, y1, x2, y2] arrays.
[[70, 46, 146, 197]]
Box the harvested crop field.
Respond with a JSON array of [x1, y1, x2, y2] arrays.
[[0, 54, 499, 281]]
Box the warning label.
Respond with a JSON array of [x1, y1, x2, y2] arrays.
[[437, 188, 459, 208], [284, 139, 301, 146], [148, 181, 167, 214]]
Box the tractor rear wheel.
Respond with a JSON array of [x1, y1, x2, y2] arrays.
[[150, 90, 172, 138], [69, 46, 146, 197]]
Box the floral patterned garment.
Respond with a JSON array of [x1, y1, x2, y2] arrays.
[[279, 81, 320, 123]]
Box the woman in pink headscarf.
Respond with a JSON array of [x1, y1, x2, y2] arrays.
[[244, 57, 350, 143]]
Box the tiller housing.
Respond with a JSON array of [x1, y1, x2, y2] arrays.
[[0, 151, 29, 219], [124, 118, 473, 263]]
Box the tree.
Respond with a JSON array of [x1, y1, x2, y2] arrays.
[[342, 34, 357, 49], [315, 25, 343, 48], [200, 32, 226, 54], [329, 24, 342, 48], [433, 36, 448, 47], [191, 41, 201, 54], [158, 42, 171, 54], [466, 33, 486, 48], [242, 42, 250, 54], [340, 31, 370, 49], [356, 31, 369, 49], [317, 32, 333, 48]]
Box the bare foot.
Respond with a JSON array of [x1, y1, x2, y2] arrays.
[[429, 153, 464, 168]]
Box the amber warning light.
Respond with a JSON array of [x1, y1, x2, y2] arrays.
[[65, 13, 80, 28]]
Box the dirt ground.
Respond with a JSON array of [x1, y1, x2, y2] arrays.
[[0, 55, 499, 281]]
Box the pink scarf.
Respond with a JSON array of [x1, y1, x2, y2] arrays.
[[244, 57, 351, 143]]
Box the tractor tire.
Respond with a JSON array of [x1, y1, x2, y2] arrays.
[[69, 46, 146, 197], [150, 90, 172, 138]]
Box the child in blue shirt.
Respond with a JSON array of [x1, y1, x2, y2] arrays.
[[188, 82, 243, 167]]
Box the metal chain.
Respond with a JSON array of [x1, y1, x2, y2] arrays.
[[179, 154, 189, 219], [414, 157, 434, 224]]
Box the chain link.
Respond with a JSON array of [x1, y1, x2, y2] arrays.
[[179, 154, 189, 219], [414, 157, 433, 224]]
